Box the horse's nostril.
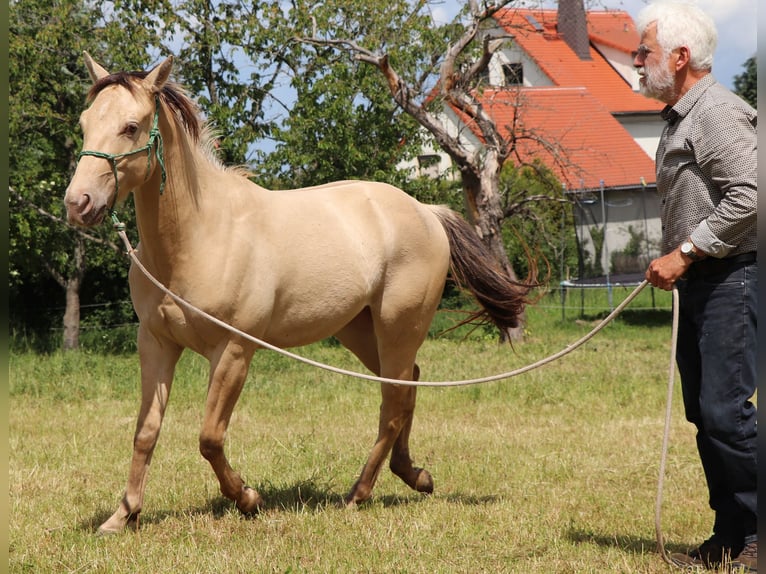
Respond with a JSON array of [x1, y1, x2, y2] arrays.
[[65, 191, 93, 217], [75, 193, 92, 214]]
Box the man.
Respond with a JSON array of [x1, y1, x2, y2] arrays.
[[634, 1, 757, 571]]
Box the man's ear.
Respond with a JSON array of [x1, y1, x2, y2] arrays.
[[675, 45, 691, 71]]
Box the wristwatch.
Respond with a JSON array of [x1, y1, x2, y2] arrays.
[[680, 240, 703, 262]]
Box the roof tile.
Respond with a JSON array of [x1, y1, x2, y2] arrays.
[[469, 88, 657, 190]]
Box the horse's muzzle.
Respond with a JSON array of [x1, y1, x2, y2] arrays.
[[65, 189, 107, 227]]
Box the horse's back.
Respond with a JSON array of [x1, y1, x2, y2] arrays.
[[265, 180, 449, 264]]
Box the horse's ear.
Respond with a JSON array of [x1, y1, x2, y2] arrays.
[[144, 57, 174, 92], [84, 51, 110, 83]]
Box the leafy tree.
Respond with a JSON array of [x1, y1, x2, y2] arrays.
[[10, 0, 284, 350], [498, 161, 575, 283], [10, 0, 574, 348], [146, 0, 285, 165], [9, 0, 152, 350], [261, 49, 423, 189], [733, 55, 756, 108]]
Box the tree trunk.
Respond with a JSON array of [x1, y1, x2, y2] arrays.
[[62, 276, 82, 351], [61, 236, 86, 351]]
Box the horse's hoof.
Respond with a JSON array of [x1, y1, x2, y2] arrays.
[[97, 510, 137, 535], [415, 468, 434, 494], [343, 482, 371, 508], [236, 486, 264, 515]]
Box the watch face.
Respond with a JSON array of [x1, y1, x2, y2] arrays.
[[681, 242, 698, 260]]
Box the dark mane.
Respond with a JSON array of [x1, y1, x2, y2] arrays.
[[88, 70, 202, 142]]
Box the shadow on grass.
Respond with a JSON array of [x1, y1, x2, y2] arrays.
[[569, 309, 673, 328], [81, 482, 502, 533], [567, 526, 692, 556]]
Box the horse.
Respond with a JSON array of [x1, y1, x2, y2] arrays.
[[64, 53, 533, 534]]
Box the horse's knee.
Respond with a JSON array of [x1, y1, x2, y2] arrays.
[[199, 435, 224, 461], [133, 420, 161, 452]]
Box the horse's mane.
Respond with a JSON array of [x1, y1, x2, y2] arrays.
[[88, 71, 252, 177]]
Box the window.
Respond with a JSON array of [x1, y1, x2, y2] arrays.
[[417, 154, 442, 177], [503, 63, 523, 86]]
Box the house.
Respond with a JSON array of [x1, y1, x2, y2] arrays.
[[417, 5, 667, 281]]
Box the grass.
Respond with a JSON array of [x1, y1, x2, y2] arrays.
[[9, 286, 714, 573]]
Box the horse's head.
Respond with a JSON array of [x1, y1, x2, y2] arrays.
[[64, 53, 174, 227]]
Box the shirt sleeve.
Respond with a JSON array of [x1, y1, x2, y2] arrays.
[[689, 102, 757, 257]]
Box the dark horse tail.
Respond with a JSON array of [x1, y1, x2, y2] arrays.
[[429, 205, 535, 332]]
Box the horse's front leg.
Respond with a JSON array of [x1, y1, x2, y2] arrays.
[[99, 329, 182, 534], [199, 340, 263, 514]]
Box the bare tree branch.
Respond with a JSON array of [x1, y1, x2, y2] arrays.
[[10, 186, 124, 255]]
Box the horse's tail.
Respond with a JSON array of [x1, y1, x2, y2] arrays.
[[429, 205, 535, 332]]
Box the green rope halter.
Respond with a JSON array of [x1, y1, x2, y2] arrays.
[[77, 94, 167, 216]]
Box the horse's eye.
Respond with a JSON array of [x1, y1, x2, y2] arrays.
[[124, 123, 139, 137]]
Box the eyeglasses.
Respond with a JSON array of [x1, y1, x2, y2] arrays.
[[632, 45, 653, 60]]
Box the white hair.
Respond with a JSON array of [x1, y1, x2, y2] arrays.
[[635, 1, 717, 71]]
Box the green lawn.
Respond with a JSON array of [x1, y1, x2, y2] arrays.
[[9, 286, 715, 573]]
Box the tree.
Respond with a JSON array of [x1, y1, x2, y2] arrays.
[[733, 55, 756, 108], [9, 0, 150, 350], [146, 0, 285, 165], [297, 0, 573, 339], [258, 4, 426, 190]]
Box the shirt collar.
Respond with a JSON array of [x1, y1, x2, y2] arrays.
[[663, 73, 717, 125]]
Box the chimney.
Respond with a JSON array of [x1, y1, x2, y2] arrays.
[[557, 0, 591, 61]]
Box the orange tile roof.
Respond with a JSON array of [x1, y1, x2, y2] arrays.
[[494, 8, 664, 114], [460, 87, 657, 190]]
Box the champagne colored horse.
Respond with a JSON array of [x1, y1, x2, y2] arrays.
[[64, 54, 532, 534]]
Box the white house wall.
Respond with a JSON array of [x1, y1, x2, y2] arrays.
[[616, 114, 664, 160]]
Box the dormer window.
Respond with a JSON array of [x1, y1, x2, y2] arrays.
[[503, 63, 524, 86]]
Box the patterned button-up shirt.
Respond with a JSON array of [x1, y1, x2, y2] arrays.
[[656, 73, 757, 257]]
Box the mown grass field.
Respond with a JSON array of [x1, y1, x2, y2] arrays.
[[10, 287, 714, 573]]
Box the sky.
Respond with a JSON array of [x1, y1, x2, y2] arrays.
[[430, 0, 757, 90]]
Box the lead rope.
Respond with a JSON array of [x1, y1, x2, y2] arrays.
[[113, 222, 649, 386], [112, 218, 679, 564], [656, 285, 680, 565]]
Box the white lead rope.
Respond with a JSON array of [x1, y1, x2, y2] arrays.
[[655, 286, 680, 565], [115, 225, 678, 563], [114, 227, 650, 387]]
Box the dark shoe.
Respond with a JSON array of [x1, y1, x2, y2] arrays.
[[670, 536, 735, 570], [731, 541, 757, 572]]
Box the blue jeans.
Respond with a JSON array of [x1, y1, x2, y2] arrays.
[[675, 262, 757, 545]]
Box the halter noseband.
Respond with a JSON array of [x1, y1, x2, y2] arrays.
[[77, 94, 167, 215]]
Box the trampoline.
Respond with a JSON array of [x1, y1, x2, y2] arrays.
[[559, 179, 661, 318]]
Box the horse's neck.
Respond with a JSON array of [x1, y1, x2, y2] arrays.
[[133, 138, 225, 273]]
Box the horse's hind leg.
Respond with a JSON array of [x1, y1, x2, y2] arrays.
[[199, 340, 263, 515], [336, 310, 433, 506], [389, 366, 433, 495], [98, 329, 182, 534], [345, 380, 430, 506]]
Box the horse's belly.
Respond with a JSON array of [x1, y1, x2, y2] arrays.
[[259, 287, 370, 348]]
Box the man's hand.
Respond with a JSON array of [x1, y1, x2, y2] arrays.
[[645, 249, 693, 290]]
